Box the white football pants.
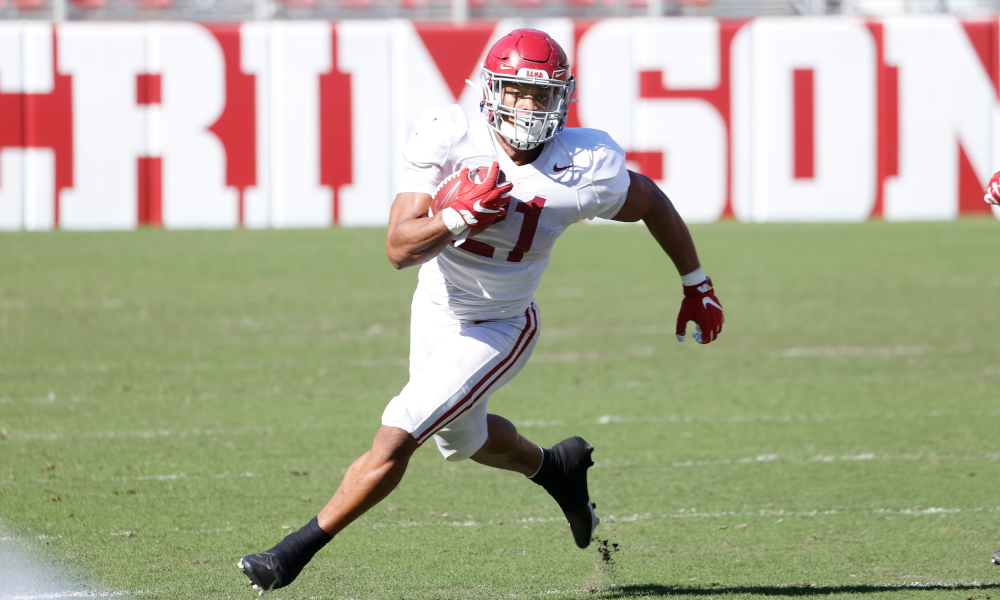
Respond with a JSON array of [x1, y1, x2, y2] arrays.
[[381, 290, 540, 461]]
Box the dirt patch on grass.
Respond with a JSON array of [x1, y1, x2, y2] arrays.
[[585, 537, 621, 592]]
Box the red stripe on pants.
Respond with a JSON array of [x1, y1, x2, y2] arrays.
[[422, 305, 540, 443], [416, 306, 537, 444]]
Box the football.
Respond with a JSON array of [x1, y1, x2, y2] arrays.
[[429, 165, 507, 216], [429, 165, 508, 237]]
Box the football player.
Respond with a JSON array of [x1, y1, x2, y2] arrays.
[[238, 28, 724, 594]]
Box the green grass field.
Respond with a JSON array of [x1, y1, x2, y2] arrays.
[[1, 219, 999, 600]]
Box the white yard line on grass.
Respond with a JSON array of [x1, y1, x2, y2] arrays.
[[653, 505, 996, 520], [7, 408, 999, 444], [515, 409, 1000, 429], [578, 451, 999, 470], [5, 451, 998, 490], [359, 504, 1000, 531], [99, 471, 257, 482], [0, 530, 141, 600], [0, 592, 137, 600], [526, 344, 942, 363], [4, 427, 276, 442], [779, 346, 928, 357], [6, 503, 996, 544], [665, 451, 1000, 468], [0, 471, 257, 487], [0, 298, 124, 311]]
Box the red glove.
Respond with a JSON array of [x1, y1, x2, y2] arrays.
[[986, 170, 1000, 206], [676, 277, 724, 344], [439, 162, 513, 233]]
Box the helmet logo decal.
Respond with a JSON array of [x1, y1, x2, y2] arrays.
[[517, 68, 549, 78], [480, 29, 577, 150]]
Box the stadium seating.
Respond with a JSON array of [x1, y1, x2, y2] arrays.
[[70, 0, 107, 10], [135, 0, 174, 8], [12, 0, 46, 10], [0, 0, 833, 19]]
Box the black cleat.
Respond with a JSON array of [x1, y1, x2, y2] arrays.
[[541, 436, 600, 548], [564, 501, 600, 549], [993, 549, 1000, 565], [237, 517, 331, 594], [238, 552, 291, 595]]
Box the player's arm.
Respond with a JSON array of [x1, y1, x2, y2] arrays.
[[387, 163, 513, 270], [613, 170, 724, 344], [612, 170, 700, 275], [385, 192, 456, 270]]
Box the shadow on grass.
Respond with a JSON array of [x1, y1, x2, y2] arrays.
[[602, 582, 1000, 597]]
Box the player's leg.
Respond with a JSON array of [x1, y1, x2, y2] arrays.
[[392, 302, 542, 456], [239, 301, 543, 593], [468, 413, 541, 475], [237, 292, 456, 594], [316, 425, 418, 535], [468, 413, 599, 549], [419, 303, 599, 549], [238, 426, 417, 594]]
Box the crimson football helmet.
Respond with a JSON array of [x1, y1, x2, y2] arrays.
[[480, 29, 576, 150]]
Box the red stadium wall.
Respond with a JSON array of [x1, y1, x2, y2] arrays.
[[1, 17, 999, 230]]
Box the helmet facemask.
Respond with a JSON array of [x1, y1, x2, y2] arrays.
[[480, 70, 576, 150]]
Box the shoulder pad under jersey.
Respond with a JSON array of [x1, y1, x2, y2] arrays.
[[403, 105, 473, 168]]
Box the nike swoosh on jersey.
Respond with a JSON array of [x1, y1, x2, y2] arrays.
[[702, 297, 723, 311], [553, 164, 572, 172]]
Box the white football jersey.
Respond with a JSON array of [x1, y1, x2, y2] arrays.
[[399, 104, 631, 321]]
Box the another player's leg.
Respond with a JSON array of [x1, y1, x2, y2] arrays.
[[993, 549, 1000, 565], [469, 414, 599, 549], [238, 426, 417, 594]]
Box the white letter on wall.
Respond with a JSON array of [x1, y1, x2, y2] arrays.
[[731, 17, 876, 222], [152, 23, 237, 229], [58, 23, 146, 230], [883, 15, 995, 221], [579, 19, 728, 223]]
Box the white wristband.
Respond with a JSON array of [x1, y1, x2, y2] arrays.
[[440, 207, 469, 235], [681, 266, 707, 286]]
